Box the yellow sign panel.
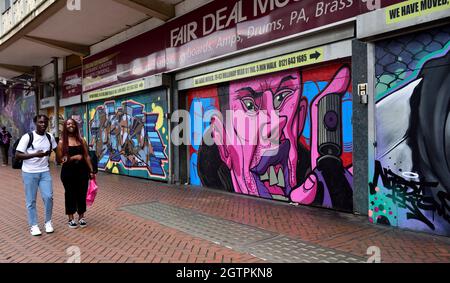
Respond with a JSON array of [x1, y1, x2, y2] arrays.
[[386, 0, 450, 24], [193, 47, 324, 87], [87, 80, 145, 101]]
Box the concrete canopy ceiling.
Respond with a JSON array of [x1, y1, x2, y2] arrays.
[[29, 0, 150, 46], [0, 0, 182, 78], [0, 67, 23, 79], [0, 39, 69, 66]]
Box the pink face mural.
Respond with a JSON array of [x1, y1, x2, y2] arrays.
[[211, 69, 307, 199], [196, 64, 353, 211]]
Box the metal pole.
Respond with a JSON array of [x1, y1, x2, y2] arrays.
[[167, 75, 173, 184], [53, 57, 60, 140], [33, 66, 40, 116]]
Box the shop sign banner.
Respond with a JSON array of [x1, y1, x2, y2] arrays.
[[62, 67, 82, 98], [386, 0, 450, 24], [83, 28, 166, 93], [83, 0, 403, 92], [87, 79, 145, 102], [165, 0, 399, 69], [83, 52, 119, 92], [193, 47, 324, 87]]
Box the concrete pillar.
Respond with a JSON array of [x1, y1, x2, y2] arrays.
[[352, 39, 369, 216], [170, 75, 184, 185]]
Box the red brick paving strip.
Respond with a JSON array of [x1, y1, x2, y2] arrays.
[[0, 165, 449, 263], [0, 166, 261, 263]]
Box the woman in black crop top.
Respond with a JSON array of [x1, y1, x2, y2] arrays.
[[56, 119, 95, 229]]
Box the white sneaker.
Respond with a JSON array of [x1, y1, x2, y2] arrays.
[[45, 221, 54, 233], [30, 225, 42, 236]]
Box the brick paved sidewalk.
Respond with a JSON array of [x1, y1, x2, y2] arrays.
[[0, 165, 449, 263]]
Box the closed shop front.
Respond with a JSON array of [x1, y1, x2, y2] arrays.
[[369, 24, 450, 236], [86, 89, 169, 181], [358, 1, 450, 235], [183, 56, 354, 212], [170, 0, 407, 212]]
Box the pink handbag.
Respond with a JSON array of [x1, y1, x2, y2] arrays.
[[86, 176, 98, 207]]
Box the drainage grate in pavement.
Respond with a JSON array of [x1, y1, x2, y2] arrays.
[[246, 236, 364, 263], [121, 201, 366, 263], [122, 201, 195, 224], [179, 214, 277, 247]]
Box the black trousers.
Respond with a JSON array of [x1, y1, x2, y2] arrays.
[[1, 144, 9, 165], [62, 176, 89, 216]]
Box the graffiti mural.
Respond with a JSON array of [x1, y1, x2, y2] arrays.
[[47, 107, 65, 138], [88, 91, 169, 180], [372, 25, 450, 236], [187, 88, 219, 186], [188, 62, 353, 211], [0, 78, 36, 148], [65, 105, 87, 139]]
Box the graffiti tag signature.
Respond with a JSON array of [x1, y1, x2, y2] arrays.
[[369, 161, 449, 230]]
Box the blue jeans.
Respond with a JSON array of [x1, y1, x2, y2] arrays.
[[22, 171, 53, 226]]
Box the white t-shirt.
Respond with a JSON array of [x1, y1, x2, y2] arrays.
[[16, 131, 58, 173]]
